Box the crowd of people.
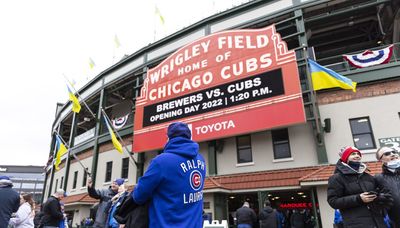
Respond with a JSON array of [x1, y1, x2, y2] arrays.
[[233, 201, 315, 228], [1, 122, 400, 228], [328, 146, 400, 228]]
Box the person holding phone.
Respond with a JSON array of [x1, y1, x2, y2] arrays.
[[327, 146, 392, 228], [375, 147, 400, 228]]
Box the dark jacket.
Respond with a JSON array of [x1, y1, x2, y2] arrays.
[[114, 193, 148, 228], [0, 184, 20, 228], [327, 160, 391, 228], [375, 165, 400, 228], [290, 210, 306, 228], [34, 211, 44, 228], [88, 185, 117, 228], [236, 206, 257, 226], [41, 196, 64, 226], [259, 206, 279, 228]]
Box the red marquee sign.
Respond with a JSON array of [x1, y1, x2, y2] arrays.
[[133, 25, 305, 152]]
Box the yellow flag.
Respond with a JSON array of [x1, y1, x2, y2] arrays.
[[67, 86, 81, 113], [89, 57, 96, 69], [155, 5, 165, 25], [55, 135, 68, 170], [114, 34, 121, 48], [104, 116, 123, 154]]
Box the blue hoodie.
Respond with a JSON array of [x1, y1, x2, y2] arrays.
[[133, 137, 206, 228]]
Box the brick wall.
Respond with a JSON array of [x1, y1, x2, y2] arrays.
[[317, 79, 400, 105]]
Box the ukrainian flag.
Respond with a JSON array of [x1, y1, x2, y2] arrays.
[[67, 86, 81, 113], [308, 59, 357, 92], [55, 135, 68, 170], [104, 116, 123, 154]]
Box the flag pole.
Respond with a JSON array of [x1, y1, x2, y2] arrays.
[[101, 108, 138, 166], [63, 74, 97, 119], [53, 131, 92, 177]]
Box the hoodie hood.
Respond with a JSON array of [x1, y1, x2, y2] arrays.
[[334, 160, 366, 174], [263, 206, 274, 213], [163, 136, 199, 158]]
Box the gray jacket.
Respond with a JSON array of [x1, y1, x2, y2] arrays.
[[88, 185, 117, 228]]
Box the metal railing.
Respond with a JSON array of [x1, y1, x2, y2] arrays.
[[321, 42, 400, 73]]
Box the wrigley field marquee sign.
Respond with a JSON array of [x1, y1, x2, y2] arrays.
[[133, 25, 306, 152]]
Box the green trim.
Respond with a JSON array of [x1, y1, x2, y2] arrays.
[[63, 113, 77, 191], [91, 89, 106, 186], [208, 141, 217, 175], [344, 63, 400, 83], [257, 191, 269, 213], [311, 187, 321, 228], [136, 153, 145, 182], [46, 134, 57, 199], [213, 193, 228, 221]]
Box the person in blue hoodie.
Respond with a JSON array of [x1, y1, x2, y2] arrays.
[[132, 122, 206, 228]]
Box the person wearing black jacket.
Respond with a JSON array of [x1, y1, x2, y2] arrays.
[[0, 176, 20, 228], [375, 146, 400, 228], [235, 201, 257, 228], [40, 189, 65, 227], [259, 200, 279, 228], [327, 146, 392, 228]]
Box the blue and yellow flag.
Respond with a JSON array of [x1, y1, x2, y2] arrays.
[[104, 116, 123, 154], [55, 135, 68, 170], [308, 59, 357, 92], [67, 86, 81, 113]]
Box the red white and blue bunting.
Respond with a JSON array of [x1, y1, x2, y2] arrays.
[[112, 114, 129, 129], [343, 45, 393, 68]]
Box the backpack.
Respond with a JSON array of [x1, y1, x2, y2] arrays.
[[113, 193, 149, 228]]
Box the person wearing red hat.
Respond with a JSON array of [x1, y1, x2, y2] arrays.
[[327, 146, 393, 228]]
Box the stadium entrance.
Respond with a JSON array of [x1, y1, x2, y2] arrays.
[[226, 189, 321, 227]]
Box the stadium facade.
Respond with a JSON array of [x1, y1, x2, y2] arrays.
[[43, 0, 400, 227]]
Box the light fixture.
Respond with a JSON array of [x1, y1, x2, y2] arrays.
[[302, 195, 307, 198], [267, 194, 272, 197], [291, 197, 294, 200], [229, 196, 235, 199], [297, 192, 304, 195]]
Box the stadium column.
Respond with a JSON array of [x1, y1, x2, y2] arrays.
[[213, 193, 228, 222], [45, 133, 57, 199], [310, 187, 321, 228], [135, 153, 145, 182], [90, 89, 105, 186], [63, 112, 77, 191], [208, 141, 217, 175], [294, 9, 328, 164], [257, 191, 269, 214], [135, 67, 147, 181]]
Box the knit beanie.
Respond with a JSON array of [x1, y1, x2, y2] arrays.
[[0, 176, 10, 180], [376, 147, 394, 160], [114, 178, 125, 186], [0, 176, 12, 187], [339, 146, 361, 163], [167, 122, 191, 139]]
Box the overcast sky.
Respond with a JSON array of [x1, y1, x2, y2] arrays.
[[0, 0, 247, 166]]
